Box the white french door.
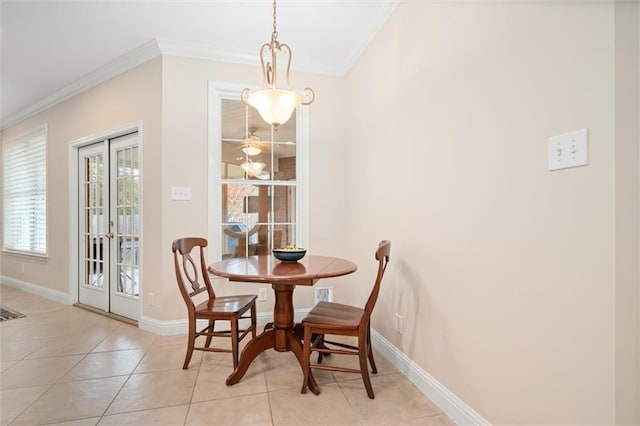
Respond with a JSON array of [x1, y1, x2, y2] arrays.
[[78, 133, 140, 320]]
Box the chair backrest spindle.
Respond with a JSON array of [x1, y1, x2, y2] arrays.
[[172, 237, 216, 309], [363, 240, 391, 321]]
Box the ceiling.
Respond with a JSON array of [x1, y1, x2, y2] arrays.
[[0, 0, 399, 129]]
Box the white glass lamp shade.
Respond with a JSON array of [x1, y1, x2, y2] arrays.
[[241, 160, 266, 177], [242, 145, 262, 156], [247, 89, 301, 127]]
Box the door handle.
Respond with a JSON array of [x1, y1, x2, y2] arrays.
[[105, 232, 114, 239]]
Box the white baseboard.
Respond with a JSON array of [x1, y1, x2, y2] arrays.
[[370, 329, 489, 425], [138, 311, 272, 336], [1, 276, 72, 305]]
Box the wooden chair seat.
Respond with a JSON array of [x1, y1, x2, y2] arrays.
[[195, 295, 258, 317], [302, 301, 364, 329], [172, 237, 257, 370], [301, 240, 391, 399]]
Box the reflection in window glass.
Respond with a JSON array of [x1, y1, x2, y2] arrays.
[[220, 99, 298, 259]]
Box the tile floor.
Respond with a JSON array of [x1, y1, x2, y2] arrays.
[[0, 285, 454, 425]]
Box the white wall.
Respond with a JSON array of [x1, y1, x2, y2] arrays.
[[343, 2, 634, 424]]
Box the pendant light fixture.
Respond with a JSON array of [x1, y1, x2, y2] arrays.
[[241, 159, 266, 177], [241, 129, 262, 156], [241, 0, 314, 129]]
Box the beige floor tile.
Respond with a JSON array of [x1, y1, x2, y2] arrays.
[[339, 374, 442, 425], [192, 353, 267, 402], [151, 334, 188, 347], [0, 337, 43, 361], [0, 355, 84, 389], [47, 417, 100, 426], [270, 382, 361, 426], [0, 361, 16, 373], [105, 369, 198, 415], [92, 324, 157, 352], [98, 405, 189, 425], [392, 414, 457, 425], [312, 348, 397, 382], [25, 332, 111, 359], [134, 343, 201, 373], [0, 326, 23, 340], [0, 385, 50, 426], [186, 393, 272, 426], [263, 352, 335, 392], [1, 286, 449, 426], [60, 349, 146, 382], [10, 376, 127, 426]]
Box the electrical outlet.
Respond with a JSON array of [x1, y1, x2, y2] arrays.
[[315, 287, 333, 303], [148, 292, 154, 306], [394, 313, 403, 334], [258, 288, 268, 301]]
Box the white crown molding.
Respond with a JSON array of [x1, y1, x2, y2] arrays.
[[1, 39, 161, 131], [1, 0, 399, 131], [371, 329, 490, 426], [155, 38, 342, 76]]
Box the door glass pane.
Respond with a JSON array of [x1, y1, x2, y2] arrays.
[[83, 154, 104, 288], [115, 146, 140, 297]]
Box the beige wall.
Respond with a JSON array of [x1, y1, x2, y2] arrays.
[[1, 2, 638, 424], [615, 2, 640, 423], [343, 2, 634, 424], [0, 54, 348, 322], [0, 58, 163, 302], [149, 55, 348, 320]]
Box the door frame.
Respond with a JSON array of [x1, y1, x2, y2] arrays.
[[68, 121, 143, 321]]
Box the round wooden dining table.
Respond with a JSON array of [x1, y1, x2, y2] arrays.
[[208, 254, 357, 394]]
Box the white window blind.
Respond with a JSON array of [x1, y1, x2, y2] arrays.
[[3, 126, 47, 255]]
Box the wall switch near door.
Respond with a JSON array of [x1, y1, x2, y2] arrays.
[[171, 186, 191, 200]]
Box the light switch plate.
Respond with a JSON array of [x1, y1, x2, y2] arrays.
[[171, 186, 191, 200], [548, 128, 588, 171]]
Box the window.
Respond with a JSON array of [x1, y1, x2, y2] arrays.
[[3, 126, 47, 255], [209, 84, 308, 261]]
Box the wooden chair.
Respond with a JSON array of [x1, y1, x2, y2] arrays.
[[300, 240, 391, 399], [172, 237, 257, 370]]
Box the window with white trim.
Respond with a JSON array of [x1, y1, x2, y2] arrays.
[[209, 84, 307, 261], [3, 126, 47, 255]]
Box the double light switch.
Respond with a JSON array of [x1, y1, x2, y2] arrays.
[[548, 128, 588, 171]]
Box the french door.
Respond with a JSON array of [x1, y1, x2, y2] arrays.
[[77, 133, 140, 320]]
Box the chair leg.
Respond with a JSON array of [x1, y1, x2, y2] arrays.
[[316, 334, 325, 363], [183, 317, 196, 370], [359, 328, 375, 399], [367, 324, 377, 374], [301, 325, 312, 394], [250, 304, 257, 338], [231, 317, 239, 370], [204, 319, 215, 348]]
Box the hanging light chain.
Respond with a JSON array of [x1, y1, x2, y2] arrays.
[[271, 0, 278, 42]]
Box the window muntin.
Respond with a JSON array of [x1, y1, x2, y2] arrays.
[[3, 126, 47, 256], [219, 98, 299, 259]]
